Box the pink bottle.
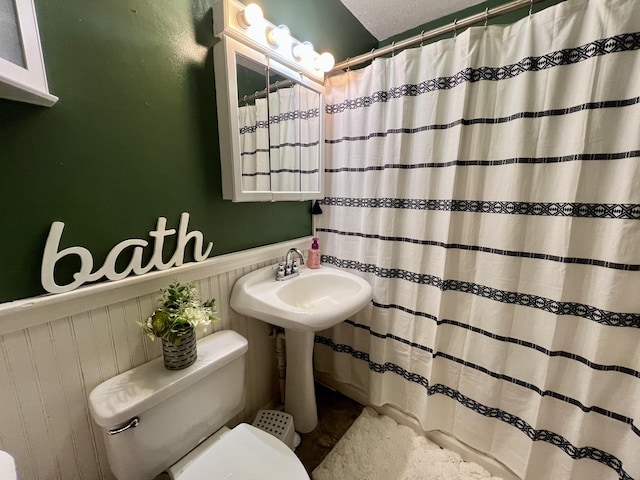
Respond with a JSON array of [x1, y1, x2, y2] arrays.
[[307, 237, 321, 269]]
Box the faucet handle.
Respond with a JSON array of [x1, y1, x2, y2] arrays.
[[275, 263, 285, 280], [292, 260, 299, 274]]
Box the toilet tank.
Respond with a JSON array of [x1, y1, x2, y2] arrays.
[[89, 330, 248, 480]]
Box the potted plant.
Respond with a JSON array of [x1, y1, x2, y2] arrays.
[[140, 281, 219, 370]]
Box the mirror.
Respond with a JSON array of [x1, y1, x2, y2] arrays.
[[0, 0, 57, 105], [0, 0, 26, 68], [214, 35, 324, 202], [236, 54, 270, 193]]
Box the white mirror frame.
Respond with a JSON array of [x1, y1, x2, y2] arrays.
[[0, 0, 57, 106], [212, 0, 324, 202]]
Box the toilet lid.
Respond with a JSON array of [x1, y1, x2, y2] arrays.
[[170, 423, 310, 480]]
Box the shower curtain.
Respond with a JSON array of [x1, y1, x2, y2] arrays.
[[315, 0, 640, 478]]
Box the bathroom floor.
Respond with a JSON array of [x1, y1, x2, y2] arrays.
[[295, 383, 364, 474]]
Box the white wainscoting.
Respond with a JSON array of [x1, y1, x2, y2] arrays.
[[0, 237, 311, 479]]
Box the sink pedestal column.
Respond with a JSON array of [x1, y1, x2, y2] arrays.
[[284, 329, 318, 433]]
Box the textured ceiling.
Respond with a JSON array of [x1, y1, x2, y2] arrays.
[[339, 0, 485, 41]]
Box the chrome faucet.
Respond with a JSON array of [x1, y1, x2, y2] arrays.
[[276, 248, 305, 281]]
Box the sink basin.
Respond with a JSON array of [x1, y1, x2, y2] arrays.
[[230, 265, 373, 332], [230, 263, 373, 433]]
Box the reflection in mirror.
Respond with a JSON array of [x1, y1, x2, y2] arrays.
[[267, 73, 321, 194], [236, 53, 269, 192], [298, 83, 321, 193], [268, 72, 299, 192], [0, 0, 26, 67]]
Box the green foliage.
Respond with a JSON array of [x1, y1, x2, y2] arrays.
[[139, 281, 219, 344]]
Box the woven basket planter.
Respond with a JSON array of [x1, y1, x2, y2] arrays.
[[161, 328, 197, 370]]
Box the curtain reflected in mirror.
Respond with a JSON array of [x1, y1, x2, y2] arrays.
[[236, 54, 270, 192], [233, 53, 322, 197], [268, 74, 321, 193], [268, 73, 298, 192], [298, 84, 321, 193], [269, 72, 320, 192]]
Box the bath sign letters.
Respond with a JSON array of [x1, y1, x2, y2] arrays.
[[41, 212, 213, 294]]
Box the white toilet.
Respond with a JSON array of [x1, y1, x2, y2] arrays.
[[88, 330, 310, 480]]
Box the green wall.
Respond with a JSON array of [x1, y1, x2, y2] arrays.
[[0, 0, 376, 303]]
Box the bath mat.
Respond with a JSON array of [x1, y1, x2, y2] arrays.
[[312, 408, 503, 480]]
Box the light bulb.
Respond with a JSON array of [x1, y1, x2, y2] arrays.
[[292, 41, 315, 62], [238, 3, 263, 28], [267, 24, 290, 48], [314, 52, 335, 72]]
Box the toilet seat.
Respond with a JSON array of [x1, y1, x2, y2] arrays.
[[168, 423, 310, 479]]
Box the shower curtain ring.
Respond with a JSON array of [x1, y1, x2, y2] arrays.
[[529, 0, 533, 16], [484, 7, 489, 27], [420, 30, 425, 47], [391, 41, 396, 56], [453, 18, 458, 37]]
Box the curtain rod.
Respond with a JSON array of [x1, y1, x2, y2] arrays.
[[330, 0, 549, 74], [239, 79, 296, 106]]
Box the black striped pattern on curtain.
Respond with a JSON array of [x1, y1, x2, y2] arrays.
[[315, 1, 640, 478]]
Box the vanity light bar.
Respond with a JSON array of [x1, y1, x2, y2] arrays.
[[213, 0, 334, 82], [237, 3, 263, 28], [267, 25, 290, 48]]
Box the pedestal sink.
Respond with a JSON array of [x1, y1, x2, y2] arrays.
[[230, 264, 373, 433]]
